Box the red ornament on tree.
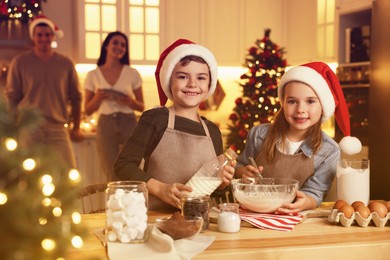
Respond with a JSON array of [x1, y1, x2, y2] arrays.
[[229, 113, 238, 121], [238, 128, 248, 139], [235, 98, 243, 105]]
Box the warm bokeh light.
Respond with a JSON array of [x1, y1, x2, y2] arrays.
[[42, 198, 51, 207], [42, 183, 55, 196], [5, 138, 17, 151], [68, 169, 81, 183], [41, 238, 56, 251], [52, 207, 62, 217], [23, 158, 36, 171], [41, 174, 53, 185], [39, 218, 48, 225], [71, 236, 84, 248], [71, 212, 82, 224], [0, 192, 7, 205]]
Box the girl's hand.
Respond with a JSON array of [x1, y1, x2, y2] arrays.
[[240, 164, 264, 183], [275, 191, 317, 215], [156, 182, 192, 209]]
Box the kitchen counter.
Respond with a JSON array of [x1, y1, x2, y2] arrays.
[[66, 203, 390, 259]]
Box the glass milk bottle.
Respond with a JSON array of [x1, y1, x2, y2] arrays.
[[186, 148, 238, 195], [336, 159, 370, 205], [105, 181, 148, 243]]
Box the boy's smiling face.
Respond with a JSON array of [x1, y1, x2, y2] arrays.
[[169, 60, 210, 109]]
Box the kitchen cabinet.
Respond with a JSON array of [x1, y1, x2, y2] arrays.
[[164, 0, 280, 66], [72, 134, 106, 188], [369, 0, 390, 200]]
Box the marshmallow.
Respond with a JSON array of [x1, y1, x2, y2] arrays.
[[105, 189, 148, 243]]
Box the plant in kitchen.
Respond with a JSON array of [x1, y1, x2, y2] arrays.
[[226, 29, 287, 154]]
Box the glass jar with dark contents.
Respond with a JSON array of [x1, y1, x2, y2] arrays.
[[181, 194, 210, 232]]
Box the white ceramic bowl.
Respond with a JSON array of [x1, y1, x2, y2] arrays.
[[231, 178, 299, 213]]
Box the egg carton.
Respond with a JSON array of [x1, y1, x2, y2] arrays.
[[328, 209, 390, 227]]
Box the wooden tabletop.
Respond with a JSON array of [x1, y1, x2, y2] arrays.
[[65, 203, 390, 260]]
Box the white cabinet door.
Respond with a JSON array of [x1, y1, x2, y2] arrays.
[[163, 0, 285, 66]]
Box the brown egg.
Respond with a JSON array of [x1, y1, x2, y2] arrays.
[[355, 204, 371, 219], [339, 204, 354, 219], [333, 200, 347, 210], [368, 201, 389, 218], [385, 201, 390, 211], [351, 201, 365, 210]]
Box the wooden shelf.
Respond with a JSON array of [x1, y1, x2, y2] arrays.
[[341, 83, 369, 88]]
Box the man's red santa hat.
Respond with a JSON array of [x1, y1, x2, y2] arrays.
[[29, 15, 64, 39], [278, 61, 362, 155], [155, 39, 218, 106]]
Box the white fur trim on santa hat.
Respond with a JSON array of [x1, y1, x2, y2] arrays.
[[159, 43, 218, 102], [29, 16, 64, 39], [278, 66, 335, 122], [339, 136, 362, 155]]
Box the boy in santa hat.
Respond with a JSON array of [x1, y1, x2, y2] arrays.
[[114, 39, 235, 210], [236, 61, 362, 213], [5, 15, 83, 169]]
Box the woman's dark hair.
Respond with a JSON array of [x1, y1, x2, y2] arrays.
[[97, 31, 130, 66]]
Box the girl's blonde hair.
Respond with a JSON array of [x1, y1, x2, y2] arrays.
[[262, 85, 323, 162]]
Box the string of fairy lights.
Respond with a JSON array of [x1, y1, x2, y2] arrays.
[[0, 0, 45, 23], [0, 137, 86, 257], [0, 94, 87, 258]]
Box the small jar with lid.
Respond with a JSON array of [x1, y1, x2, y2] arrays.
[[218, 203, 240, 233], [181, 194, 210, 232], [105, 181, 148, 243]]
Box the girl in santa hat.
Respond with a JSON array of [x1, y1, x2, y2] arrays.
[[114, 39, 235, 210], [236, 61, 362, 213]]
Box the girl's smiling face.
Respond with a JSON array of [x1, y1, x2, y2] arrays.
[[169, 60, 210, 109], [283, 81, 322, 139]]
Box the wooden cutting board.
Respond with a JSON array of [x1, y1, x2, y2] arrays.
[[209, 207, 331, 227]]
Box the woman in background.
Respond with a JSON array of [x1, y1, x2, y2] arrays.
[[84, 31, 144, 182]]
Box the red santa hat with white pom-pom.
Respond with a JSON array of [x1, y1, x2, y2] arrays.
[[29, 15, 64, 39], [278, 61, 362, 155]]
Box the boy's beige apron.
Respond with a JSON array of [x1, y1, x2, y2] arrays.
[[147, 107, 217, 210], [256, 149, 314, 188]]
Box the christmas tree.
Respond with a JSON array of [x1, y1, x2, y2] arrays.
[[226, 29, 287, 154], [0, 94, 86, 259], [0, 0, 46, 23]]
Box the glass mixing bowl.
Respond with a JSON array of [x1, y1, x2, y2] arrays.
[[231, 178, 299, 213]]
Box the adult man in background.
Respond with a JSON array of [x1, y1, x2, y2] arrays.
[[5, 15, 83, 169]]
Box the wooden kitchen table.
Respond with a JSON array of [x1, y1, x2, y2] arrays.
[[65, 203, 390, 260]]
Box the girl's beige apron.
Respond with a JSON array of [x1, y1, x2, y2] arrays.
[[256, 149, 314, 189], [147, 107, 217, 210]]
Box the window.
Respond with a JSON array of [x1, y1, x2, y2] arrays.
[[317, 0, 335, 60], [78, 0, 160, 64]]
